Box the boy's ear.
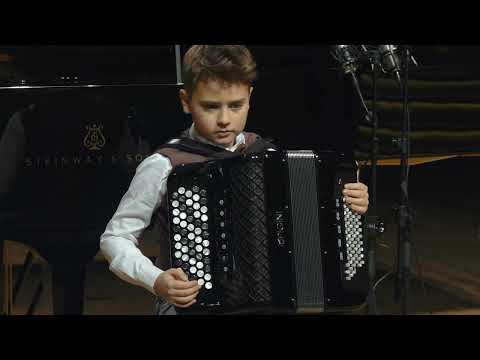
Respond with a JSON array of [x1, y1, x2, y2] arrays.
[[179, 89, 191, 114]]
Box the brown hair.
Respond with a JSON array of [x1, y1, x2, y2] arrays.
[[182, 45, 257, 95]]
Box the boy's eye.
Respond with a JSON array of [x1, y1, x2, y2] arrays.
[[229, 102, 245, 111], [203, 104, 219, 110]]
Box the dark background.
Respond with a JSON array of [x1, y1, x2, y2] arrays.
[[1, 45, 480, 313]]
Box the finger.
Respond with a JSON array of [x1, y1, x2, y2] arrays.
[[168, 285, 201, 298], [343, 189, 368, 198], [172, 268, 189, 282], [170, 279, 200, 290], [174, 299, 197, 309], [345, 196, 369, 207], [171, 292, 199, 306], [344, 183, 368, 191], [349, 204, 367, 215]]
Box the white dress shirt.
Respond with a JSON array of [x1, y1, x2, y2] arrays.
[[100, 125, 246, 295]]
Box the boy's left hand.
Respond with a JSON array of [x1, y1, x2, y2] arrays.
[[342, 182, 369, 215]]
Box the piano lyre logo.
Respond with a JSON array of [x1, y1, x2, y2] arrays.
[[83, 124, 106, 151]]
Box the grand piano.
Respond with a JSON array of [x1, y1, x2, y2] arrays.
[[0, 46, 190, 314]]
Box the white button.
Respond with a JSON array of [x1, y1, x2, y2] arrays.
[[178, 187, 185, 194], [186, 199, 193, 206], [197, 270, 205, 277], [197, 262, 204, 269], [180, 212, 187, 220], [193, 194, 200, 201], [202, 240, 210, 247], [195, 236, 202, 244], [201, 215, 208, 222], [190, 266, 197, 274], [198, 279, 205, 286], [205, 282, 212, 290], [185, 190, 193, 198], [174, 234, 181, 241], [174, 251, 182, 258], [196, 245, 203, 252], [204, 274, 212, 281]]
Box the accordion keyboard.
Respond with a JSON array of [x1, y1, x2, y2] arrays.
[[169, 185, 215, 290], [341, 203, 365, 280]]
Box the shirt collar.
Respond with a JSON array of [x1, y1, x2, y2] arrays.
[[188, 124, 245, 152]]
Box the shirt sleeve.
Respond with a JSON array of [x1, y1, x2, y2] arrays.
[[100, 153, 172, 295]]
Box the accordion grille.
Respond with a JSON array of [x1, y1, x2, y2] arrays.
[[223, 159, 273, 307]]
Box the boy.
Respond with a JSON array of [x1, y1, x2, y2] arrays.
[[100, 45, 370, 315]]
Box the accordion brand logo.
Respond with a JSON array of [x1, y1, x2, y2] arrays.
[[83, 124, 106, 151], [274, 211, 286, 247]]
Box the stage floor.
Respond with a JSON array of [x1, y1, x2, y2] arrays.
[[2, 261, 479, 316]]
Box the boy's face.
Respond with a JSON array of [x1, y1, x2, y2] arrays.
[[180, 78, 253, 147]]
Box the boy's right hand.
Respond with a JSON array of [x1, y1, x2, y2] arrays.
[[154, 268, 201, 308]]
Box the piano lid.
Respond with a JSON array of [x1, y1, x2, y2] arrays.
[[0, 45, 182, 88]]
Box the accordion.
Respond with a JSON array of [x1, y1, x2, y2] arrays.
[[166, 150, 368, 313]]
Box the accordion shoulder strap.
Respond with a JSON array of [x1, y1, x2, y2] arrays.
[[155, 133, 278, 162]]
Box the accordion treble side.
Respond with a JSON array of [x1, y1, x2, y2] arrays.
[[166, 150, 369, 313]]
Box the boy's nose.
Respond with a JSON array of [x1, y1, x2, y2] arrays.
[[217, 108, 231, 126]]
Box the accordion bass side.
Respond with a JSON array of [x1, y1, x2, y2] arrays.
[[166, 150, 369, 313]]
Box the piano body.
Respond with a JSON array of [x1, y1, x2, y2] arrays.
[[0, 46, 188, 314]]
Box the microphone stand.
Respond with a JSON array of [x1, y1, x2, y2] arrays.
[[365, 51, 382, 315], [346, 49, 384, 315], [394, 46, 413, 315]]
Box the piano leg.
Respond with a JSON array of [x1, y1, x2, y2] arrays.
[[51, 264, 86, 315]]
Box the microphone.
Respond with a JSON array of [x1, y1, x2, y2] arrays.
[[330, 45, 372, 122], [331, 45, 360, 74], [378, 45, 402, 87]]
